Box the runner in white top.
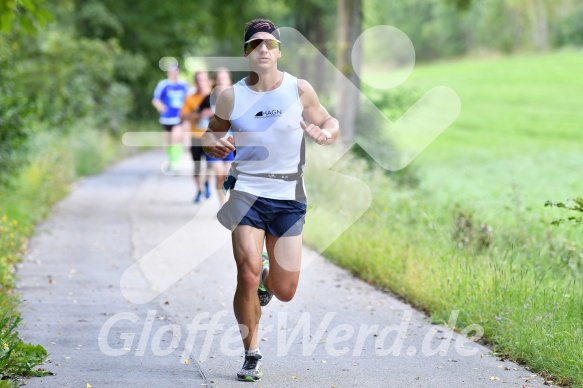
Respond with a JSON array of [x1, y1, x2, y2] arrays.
[[202, 18, 339, 382], [229, 70, 306, 200]]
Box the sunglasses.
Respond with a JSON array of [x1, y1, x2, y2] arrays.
[[244, 38, 281, 52]]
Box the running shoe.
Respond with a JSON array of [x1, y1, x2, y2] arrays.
[[258, 252, 273, 306], [204, 181, 211, 199], [237, 352, 263, 382], [194, 190, 202, 203]]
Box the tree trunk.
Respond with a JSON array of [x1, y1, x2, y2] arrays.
[[529, 0, 549, 50], [334, 0, 362, 144], [311, 15, 328, 93], [294, 0, 331, 93]]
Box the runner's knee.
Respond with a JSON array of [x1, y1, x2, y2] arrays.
[[237, 265, 261, 292], [270, 281, 298, 302]]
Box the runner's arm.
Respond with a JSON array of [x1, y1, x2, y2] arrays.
[[202, 87, 235, 158], [152, 82, 167, 113], [152, 98, 167, 113], [180, 97, 200, 123], [298, 79, 340, 146]]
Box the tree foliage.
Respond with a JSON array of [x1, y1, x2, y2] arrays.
[[0, 0, 342, 185], [70, 0, 335, 118], [553, 1, 583, 46], [3, 0, 583, 186], [365, 0, 583, 61], [0, 0, 139, 185], [0, 0, 53, 34], [0, 38, 30, 185]]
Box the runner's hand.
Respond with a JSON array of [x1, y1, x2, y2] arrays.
[[212, 135, 235, 158], [201, 107, 213, 118], [300, 121, 329, 145]]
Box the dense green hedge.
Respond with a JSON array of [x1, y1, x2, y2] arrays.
[[0, 3, 142, 187]]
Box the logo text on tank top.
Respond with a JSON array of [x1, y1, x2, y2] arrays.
[[254, 109, 282, 118]]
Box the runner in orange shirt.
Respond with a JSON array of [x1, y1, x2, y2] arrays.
[[181, 71, 212, 202]]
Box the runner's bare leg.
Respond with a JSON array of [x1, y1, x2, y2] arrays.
[[232, 225, 266, 350], [265, 234, 302, 301]]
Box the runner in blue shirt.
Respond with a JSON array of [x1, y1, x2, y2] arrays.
[[152, 65, 189, 172]]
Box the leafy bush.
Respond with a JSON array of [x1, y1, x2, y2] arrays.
[[353, 85, 422, 188], [0, 294, 51, 380], [553, 4, 583, 47], [0, 36, 34, 187], [0, 0, 146, 187], [14, 27, 135, 131], [0, 20, 140, 187], [545, 196, 583, 227], [0, 214, 28, 290]]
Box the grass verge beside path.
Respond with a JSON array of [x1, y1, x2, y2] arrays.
[[0, 122, 149, 386], [304, 50, 583, 386]]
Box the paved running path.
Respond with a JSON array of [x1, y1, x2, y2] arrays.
[[17, 149, 552, 387]]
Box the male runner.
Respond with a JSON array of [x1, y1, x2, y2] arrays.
[[152, 65, 188, 172], [181, 71, 212, 202], [202, 18, 339, 381]]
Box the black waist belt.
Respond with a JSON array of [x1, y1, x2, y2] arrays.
[[234, 168, 302, 182]]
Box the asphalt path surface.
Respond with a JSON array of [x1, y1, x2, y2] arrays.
[[17, 149, 553, 387]]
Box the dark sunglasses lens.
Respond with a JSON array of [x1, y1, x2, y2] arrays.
[[247, 40, 262, 50]]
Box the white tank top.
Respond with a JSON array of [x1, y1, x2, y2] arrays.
[[230, 72, 306, 201]]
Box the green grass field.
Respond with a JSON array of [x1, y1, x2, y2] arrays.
[[409, 50, 583, 208], [304, 50, 583, 385]]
